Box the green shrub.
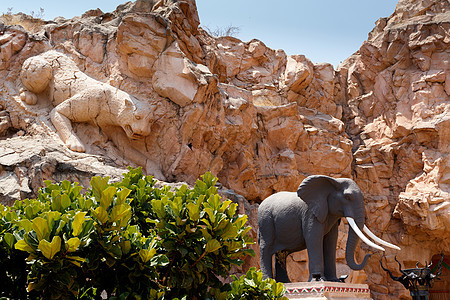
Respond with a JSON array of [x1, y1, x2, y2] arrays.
[[0, 168, 285, 299], [0, 203, 31, 299], [228, 268, 287, 300], [2, 172, 167, 299]]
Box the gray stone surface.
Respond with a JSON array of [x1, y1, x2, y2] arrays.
[[0, 135, 126, 205]]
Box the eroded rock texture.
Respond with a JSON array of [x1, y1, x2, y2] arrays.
[[0, 0, 448, 298], [337, 0, 449, 297]]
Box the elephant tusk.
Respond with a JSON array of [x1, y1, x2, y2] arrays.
[[346, 217, 385, 252], [363, 225, 401, 250]]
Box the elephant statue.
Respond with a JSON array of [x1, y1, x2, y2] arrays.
[[257, 175, 400, 282]]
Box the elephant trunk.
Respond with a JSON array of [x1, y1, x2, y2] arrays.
[[345, 217, 371, 270]]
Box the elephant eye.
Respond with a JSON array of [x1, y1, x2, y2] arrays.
[[136, 115, 142, 120]]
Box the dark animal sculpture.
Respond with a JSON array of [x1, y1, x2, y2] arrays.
[[257, 175, 400, 282], [380, 254, 444, 296]]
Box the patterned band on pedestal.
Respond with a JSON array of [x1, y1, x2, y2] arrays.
[[285, 285, 370, 295]]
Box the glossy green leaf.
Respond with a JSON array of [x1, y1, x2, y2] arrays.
[[51, 197, 60, 211], [80, 198, 94, 210], [5, 210, 17, 222], [172, 197, 183, 215], [32, 217, 49, 241], [151, 200, 166, 218], [60, 194, 71, 210], [31, 202, 42, 216], [216, 217, 229, 230], [119, 240, 131, 255], [66, 255, 86, 263], [116, 188, 131, 206], [25, 205, 33, 219], [240, 226, 252, 236], [18, 219, 33, 232], [243, 278, 256, 288], [225, 240, 242, 252], [255, 269, 263, 282], [51, 190, 62, 211], [67, 259, 81, 267], [186, 203, 200, 221], [197, 194, 205, 205], [72, 185, 83, 199], [90, 176, 110, 200], [38, 235, 61, 259], [204, 208, 215, 224], [61, 180, 71, 191], [110, 204, 131, 225], [100, 186, 116, 209], [221, 224, 238, 240], [233, 215, 248, 229], [201, 172, 218, 187], [23, 232, 39, 249], [15, 239, 35, 253], [92, 206, 108, 224], [55, 219, 66, 235], [127, 225, 139, 235], [219, 200, 232, 213], [139, 248, 156, 263], [205, 239, 221, 253], [4, 232, 15, 248], [65, 237, 81, 252], [208, 194, 222, 211], [274, 281, 285, 296], [72, 211, 87, 236], [79, 219, 94, 239], [227, 202, 238, 218], [46, 211, 61, 229]]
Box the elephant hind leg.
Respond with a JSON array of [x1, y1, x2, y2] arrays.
[[275, 250, 291, 283], [260, 245, 274, 279], [258, 223, 276, 279]]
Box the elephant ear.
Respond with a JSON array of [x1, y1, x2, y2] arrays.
[[297, 175, 338, 223]]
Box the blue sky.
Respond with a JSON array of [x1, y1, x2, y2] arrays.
[[1, 0, 398, 67]]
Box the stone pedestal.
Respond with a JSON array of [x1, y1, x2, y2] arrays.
[[284, 282, 372, 299]]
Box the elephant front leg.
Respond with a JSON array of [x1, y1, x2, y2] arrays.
[[306, 236, 325, 281], [323, 221, 339, 281]]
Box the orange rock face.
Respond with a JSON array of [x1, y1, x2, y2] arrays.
[[0, 0, 448, 298], [337, 0, 449, 297]]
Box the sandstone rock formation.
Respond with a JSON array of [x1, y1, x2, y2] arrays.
[[337, 0, 449, 297], [0, 0, 448, 298], [0, 135, 126, 206]]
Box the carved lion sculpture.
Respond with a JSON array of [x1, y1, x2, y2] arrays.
[[19, 50, 153, 153]]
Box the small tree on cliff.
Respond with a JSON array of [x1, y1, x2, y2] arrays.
[[204, 24, 240, 37]]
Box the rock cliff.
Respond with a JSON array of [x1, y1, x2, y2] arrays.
[[338, 0, 449, 297], [0, 0, 448, 298]]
